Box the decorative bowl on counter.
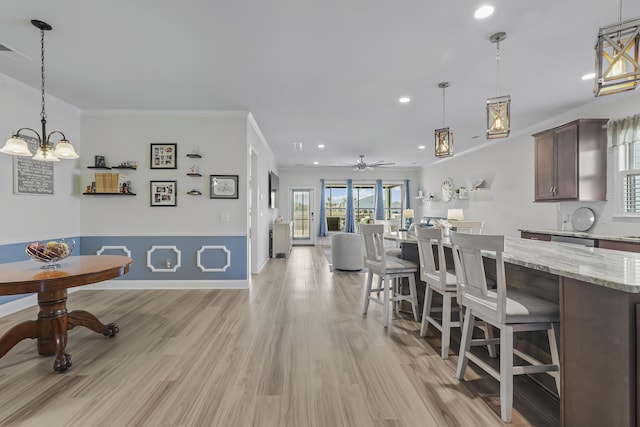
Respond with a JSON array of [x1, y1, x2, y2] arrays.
[[25, 239, 75, 269]]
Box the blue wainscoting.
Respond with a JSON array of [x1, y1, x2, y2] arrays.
[[0, 236, 81, 306], [0, 235, 247, 309], [80, 235, 247, 281]]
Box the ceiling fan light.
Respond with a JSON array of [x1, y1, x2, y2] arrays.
[[594, 17, 640, 97], [0, 135, 33, 156], [486, 95, 511, 139]]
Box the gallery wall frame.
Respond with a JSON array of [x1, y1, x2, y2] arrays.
[[150, 180, 177, 206], [210, 175, 239, 199], [150, 143, 177, 169]]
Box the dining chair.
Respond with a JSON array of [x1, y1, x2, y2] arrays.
[[360, 224, 419, 327], [449, 231, 560, 423], [415, 226, 461, 359]]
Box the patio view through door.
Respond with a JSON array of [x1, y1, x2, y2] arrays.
[[291, 188, 314, 245]]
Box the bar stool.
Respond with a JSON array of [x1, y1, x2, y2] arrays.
[[415, 227, 461, 359], [360, 224, 419, 327], [450, 231, 560, 423]]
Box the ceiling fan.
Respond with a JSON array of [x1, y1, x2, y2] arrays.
[[341, 155, 396, 171]]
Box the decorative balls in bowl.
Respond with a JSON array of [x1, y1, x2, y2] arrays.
[[25, 239, 75, 269]]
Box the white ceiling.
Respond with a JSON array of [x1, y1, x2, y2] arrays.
[[1, 1, 639, 169]]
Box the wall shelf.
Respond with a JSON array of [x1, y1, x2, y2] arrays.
[[112, 166, 137, 170], [87, 166, 112, 170], [186, 153, 202, 158], [415, 195, 437, 202], [187, 173, 202, 177], [187, 190, 202, 196], [83, 192, 136, 196]]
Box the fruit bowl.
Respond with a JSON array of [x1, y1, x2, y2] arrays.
[[25, 239, 75, 269]]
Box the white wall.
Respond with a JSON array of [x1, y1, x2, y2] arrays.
[[0, 73, 82, 243], [247, 114, 278, 273], [80, 111, 249, 235], [278, 166, 420, 237], [418, 89, 640, 237]]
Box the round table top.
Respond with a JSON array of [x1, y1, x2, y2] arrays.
[[0, 255, 132, 296]]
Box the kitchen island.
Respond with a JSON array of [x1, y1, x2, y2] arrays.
[[519, 228, 640, 252], [387, 232, 640, 426]]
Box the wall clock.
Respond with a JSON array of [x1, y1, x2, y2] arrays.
[[441, 177, 454, 202]]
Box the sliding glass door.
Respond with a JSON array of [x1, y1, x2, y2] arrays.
[[290, 188, 314, 244]]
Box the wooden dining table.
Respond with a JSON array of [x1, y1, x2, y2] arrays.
[[0, 255, 132, 372]]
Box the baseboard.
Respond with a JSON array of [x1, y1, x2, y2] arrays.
[[0, 294, 38, 318], [81, 279, 250, 290]]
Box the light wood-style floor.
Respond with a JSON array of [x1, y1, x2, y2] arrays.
[[0, 246, 559, 426]]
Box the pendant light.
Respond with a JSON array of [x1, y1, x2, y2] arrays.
[[594, 0, 640, 96], [0, 20, 78, 161], [486, 32, 511, 139], [435, 82, 453, 158]]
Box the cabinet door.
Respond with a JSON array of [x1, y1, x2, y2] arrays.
[[534, 132, 556, 201], [554, 124, 578, 199], [521, 232, 552, 241], [598, 240, 640, 253]]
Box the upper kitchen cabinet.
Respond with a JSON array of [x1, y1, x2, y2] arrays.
[[533, 119, 608, 202]]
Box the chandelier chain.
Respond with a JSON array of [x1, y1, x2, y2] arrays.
[[442, 85, 446, 127], [618, 0, 622, 23], [495, 40, 501, 96], [40, 28, 46, 121]]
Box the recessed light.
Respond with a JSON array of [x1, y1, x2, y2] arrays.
[[399, 96, 411, 103], [474, 5, 494, 19], [313, 161, 319, 165], [418, 145, 426, 149], [581, 72, 596, 80], [317, 144, 325, 148]]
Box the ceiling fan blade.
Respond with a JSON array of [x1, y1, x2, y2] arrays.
[[368, 160, 394, 165]]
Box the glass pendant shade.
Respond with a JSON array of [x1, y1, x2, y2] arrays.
[[0, 136, 33, 156], [486, 95, 511, 139], [594, 17, 640, 96], [53, 139, 79, 159], [32, 146, 60, 162], [435, 128, 453, 158]]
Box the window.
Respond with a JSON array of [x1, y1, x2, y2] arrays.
[[324, 183, 404, 229], [617, 141, 640, 214]]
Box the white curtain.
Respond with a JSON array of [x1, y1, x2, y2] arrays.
[[608, 114, 640, 147]]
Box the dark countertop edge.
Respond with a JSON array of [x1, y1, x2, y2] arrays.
[[518, 229, 640, 243]]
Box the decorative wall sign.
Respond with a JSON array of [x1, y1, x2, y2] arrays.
[[150, 143, 177, 169], [150, 180, 177, 206], [210, 175, 238, 199], [14, 136, 54, 195]]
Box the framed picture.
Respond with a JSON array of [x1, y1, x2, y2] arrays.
[[150, 143, 177, 169], [210, 175, 239, 199], [150, 180, 177, 206]]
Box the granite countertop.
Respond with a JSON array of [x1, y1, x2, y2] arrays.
[[501, 237, 640, 293], [385, 232, 640, 293], [518, 228, 640, 243]]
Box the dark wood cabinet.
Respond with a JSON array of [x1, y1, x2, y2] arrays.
[[598, 239, 640, 253], [520, 232, 552, 241], [533, 119, 607, 202]]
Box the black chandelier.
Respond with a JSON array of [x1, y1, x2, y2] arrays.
[[0, 20, 78, 161]]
